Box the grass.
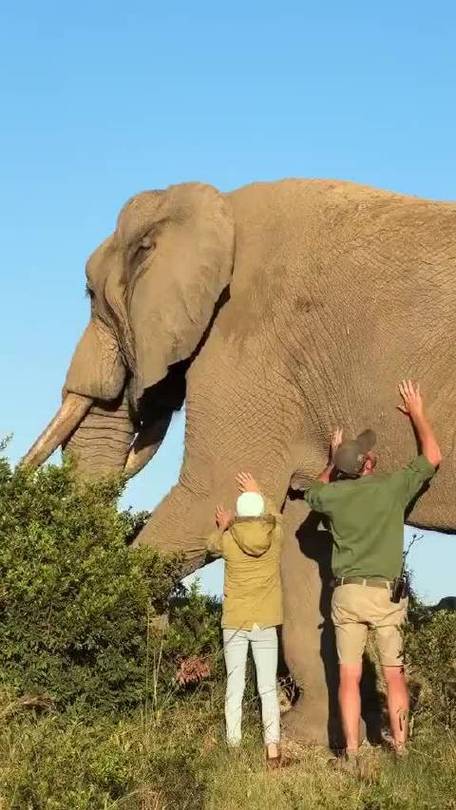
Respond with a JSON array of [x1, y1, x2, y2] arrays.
[[0, 685, 454, 809], [206, 732, 456, 810]]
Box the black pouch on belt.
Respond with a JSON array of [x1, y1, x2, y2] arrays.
[[391, 573, 409, 603]]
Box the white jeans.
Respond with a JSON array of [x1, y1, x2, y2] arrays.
[[222, 626, 280, 746]]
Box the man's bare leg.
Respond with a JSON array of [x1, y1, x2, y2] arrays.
[[338, 663, 363, 753], [382, 666, 409, 751]]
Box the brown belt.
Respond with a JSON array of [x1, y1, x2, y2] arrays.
[[332, 576, 392, 589]]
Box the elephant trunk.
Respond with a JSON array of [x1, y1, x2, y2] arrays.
[[132, 457, 293, 575], [132, 477, 212, 574], [63, 390, 135, 476], [61, 365, 183, 477]]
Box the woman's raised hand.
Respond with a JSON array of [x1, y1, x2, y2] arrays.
[[215, 504, 233, 530], [236, 472, 260, 493]]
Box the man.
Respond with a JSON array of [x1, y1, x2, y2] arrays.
[[206, 472, 283, 768], [298, 381, 441, 761]]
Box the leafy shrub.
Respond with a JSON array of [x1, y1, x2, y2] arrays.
[[405, 601, 456, 731], [0, 453, 221, 713]]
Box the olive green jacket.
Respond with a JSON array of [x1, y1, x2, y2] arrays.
[[206, 498, 283, 630]]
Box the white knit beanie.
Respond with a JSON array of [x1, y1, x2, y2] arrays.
[[235, 492, 265, 518]]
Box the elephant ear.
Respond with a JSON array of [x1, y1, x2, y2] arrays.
[[121, 183, 235, 403]]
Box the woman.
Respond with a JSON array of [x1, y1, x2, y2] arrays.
[[206, 472, 283, 768]]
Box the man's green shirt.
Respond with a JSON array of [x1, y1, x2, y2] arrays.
[[304, 456, 436, 580]]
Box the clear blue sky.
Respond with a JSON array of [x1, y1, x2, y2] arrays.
[[1, 1, 455, 602]]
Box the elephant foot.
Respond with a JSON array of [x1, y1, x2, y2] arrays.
[[282, 702, 371, 752], [281, 700, 342, 749]]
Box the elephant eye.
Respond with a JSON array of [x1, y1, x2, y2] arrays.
[[137, 233, 156, 254], [130, 231, 157, 272], [140, 235, 154, 249]]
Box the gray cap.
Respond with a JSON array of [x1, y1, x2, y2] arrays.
[[334, 429, 377, 476]]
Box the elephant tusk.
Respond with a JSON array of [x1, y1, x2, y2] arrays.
[[124, 411, 173, 478], [20, 393, 94, 468]]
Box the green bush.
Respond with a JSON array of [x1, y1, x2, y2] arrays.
[[406, 601, 456, 731], [0, 453, 221, 713]]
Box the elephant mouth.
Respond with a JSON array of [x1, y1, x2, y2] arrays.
[[123, 359, 188, 476], [21, 360, 188, 476]]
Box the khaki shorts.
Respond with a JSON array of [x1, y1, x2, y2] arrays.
[[331, 583, 408, 667]]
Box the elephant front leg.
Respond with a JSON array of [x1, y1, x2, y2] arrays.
[[281, 498, 343, 748]]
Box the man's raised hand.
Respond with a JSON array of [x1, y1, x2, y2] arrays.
[[398, 380, 424, 418], [398, 379, 441, 467], [329, 428, 343, 463], [236, 472, 260, 493]]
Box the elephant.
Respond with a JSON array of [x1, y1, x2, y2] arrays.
[[23, 178, 456, 745]]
